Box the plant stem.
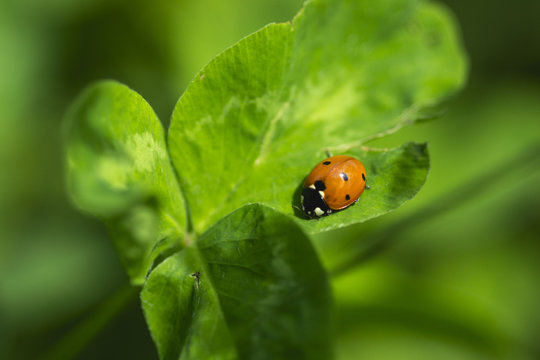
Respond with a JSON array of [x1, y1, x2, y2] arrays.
[[41, 283, 137, 360]]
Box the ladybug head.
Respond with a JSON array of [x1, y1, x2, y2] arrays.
[[301, 187, 331, 218]]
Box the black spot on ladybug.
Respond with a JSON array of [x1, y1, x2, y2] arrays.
[[345, 194, 350, 200], [314, 180, 326, 191], [323, 161, 331, 165], [362, 173, 366, 181], [340, 172, 349, 181]]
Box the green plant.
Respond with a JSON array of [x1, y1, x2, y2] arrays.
[[63, 0, 466, 358]]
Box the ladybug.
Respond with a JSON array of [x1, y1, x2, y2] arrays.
[[301, 155, 367, 218]]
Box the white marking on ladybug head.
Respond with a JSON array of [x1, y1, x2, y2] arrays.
[[318, 191, 325, 198], [314, 207, 324, 216], [309, 184, 316, 189]]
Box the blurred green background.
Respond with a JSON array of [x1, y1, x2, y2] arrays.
[[1, 0, 539, 359]]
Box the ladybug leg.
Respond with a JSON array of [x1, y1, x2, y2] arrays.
[[292, 205, 309, 220], [365, 184, 371, 189], [325, 149, 332, 158], [292, 204, 315, 220]]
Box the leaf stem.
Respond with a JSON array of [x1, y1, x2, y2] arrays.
[[41, 283, 138, 360]]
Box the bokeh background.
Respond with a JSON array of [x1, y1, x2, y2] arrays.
[[1, 0, 539, 359]]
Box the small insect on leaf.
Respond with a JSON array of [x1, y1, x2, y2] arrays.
[[190, 271, 201, 290], [301, 155, 367, 217]]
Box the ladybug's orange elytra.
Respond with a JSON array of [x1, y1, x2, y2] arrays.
[[301, 155, 367, 217]]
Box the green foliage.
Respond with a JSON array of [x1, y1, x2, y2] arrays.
[[169, 0, 465, 234], [63, 0, 466, 358], [302, 142, 429, 233], [64, 81, 186, 284], [141, 204, 331, 360]]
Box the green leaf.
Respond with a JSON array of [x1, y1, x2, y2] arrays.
[[64, 80, 186, 284], [168, 0, 466, 234], [302, 142, 430, 233], [141, 204, 332, 360]]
